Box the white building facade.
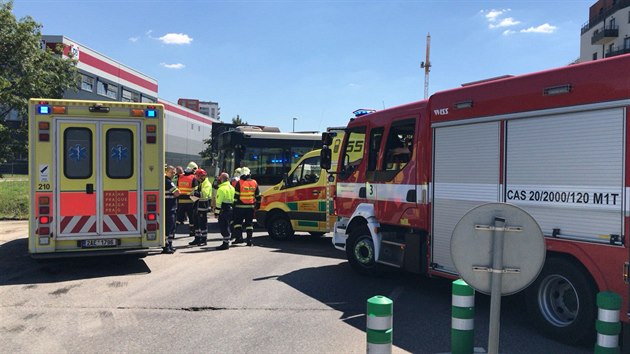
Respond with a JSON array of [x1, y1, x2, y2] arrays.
[[580, 0, 630, 62]]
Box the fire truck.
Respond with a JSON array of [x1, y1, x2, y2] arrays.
[[321, 54, 630, 342], [28, 99, 165, 258]]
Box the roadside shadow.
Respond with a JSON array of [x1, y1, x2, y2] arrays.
[[0, 237, 152, 286], [274, 263, 591, 353], [249, 233, 346, 260]]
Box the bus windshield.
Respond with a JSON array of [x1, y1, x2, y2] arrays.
[[214, 128, 323, 191]]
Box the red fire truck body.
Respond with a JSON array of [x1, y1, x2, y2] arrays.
[[328, 54, 630, 342]]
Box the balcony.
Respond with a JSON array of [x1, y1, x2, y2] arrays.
[[605, 45, 630, 58], [591, 25, 619, 45], [581, 0, 630, 34]]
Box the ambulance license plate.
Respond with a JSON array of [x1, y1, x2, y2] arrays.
[[80, 239, 117, 248]]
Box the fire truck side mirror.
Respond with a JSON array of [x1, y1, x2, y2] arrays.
[[322, 132, 336, 146], [320, 147, 332, 171]]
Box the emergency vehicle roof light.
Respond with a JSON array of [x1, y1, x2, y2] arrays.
[[353, 109, 376, 117], [38, 105, 50, 115], [543, 84, 572, 96], [52, 106, 67, 114], [89, 104, 110, 113], [131, 109, 144, 117], [454, 100, 473, 109], [145, 109, 157, 118]]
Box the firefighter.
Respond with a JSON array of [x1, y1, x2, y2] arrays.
[[179, 162, 199, 238], [190, 168, 212, 246], [163, 165, 180, 254], [215, 172, 235, 250], [232, 167, 260, 246], [230, 167, 242, 187]]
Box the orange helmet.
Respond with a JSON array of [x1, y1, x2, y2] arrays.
[[195, 168, 207, 178]]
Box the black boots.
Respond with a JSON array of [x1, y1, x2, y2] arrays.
[[198, 236, 207, 246], [188, 237, 200, 246], [162, 240, 176, 254], [216, 242, 229, 250]]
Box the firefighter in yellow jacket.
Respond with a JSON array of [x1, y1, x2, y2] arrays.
[[232, 167, 260, 246], [215, 172, 235, 250], [190, 168, 212, 246]]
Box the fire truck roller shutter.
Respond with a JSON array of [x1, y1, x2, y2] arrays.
[[432, 122, 501, 274]]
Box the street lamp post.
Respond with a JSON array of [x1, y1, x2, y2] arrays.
[[292, 117, 297, 132]]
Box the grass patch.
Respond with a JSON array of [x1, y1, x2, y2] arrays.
[[0, 179, 29, 220]]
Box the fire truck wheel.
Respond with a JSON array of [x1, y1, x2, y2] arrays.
[[347, 226, 382, 276], [525, 257, 596, 344], [268, 215, 295, 240]]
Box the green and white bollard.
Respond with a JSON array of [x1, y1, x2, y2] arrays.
[[366, 295, 393, 354], [451, 279, 475, 354], [595, 291, 621, 354]]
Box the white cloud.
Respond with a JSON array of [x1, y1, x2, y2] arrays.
[[485, 9, 508, 23], [503, 30, 516, 36], [490, 17, 521, 29], [160, 63, 185, 69], [520, 23, 557, 34], [129, 36, 139, 43], [158, 33, 193, 45]]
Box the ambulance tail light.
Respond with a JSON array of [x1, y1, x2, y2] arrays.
[[39, 206, 50, 214], [145, 194, 159, 234], [39, 216, 50, 224], [38, 121, 50, 142], [38, 226, 50, 235], [146, 125, 157, 144]]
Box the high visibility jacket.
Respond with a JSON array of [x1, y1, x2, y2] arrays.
[[197, 178, 212, 212], [165, 176, 179, 211], [177, 173, 197, 203], [215, 180, 235, 214], [235, 178, 260, 208]]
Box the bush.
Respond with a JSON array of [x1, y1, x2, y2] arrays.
[[0, 179, 29, 220]]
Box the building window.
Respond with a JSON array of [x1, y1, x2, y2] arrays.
[[628, 10, 630, 23], [625, 37, 630, 49], [121, 88, 140, 102], [97, 80, 118, 99], [81, 74, 94, 92], [141, 95, 156, 103], [191, 124, 194, 130], [593, 52, 598, 60]]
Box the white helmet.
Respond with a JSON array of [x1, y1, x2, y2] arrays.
[[234, 168, 242, 177], [241, 167, 251, 176]]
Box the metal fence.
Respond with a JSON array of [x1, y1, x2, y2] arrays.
[[0, 162, 28, 175]]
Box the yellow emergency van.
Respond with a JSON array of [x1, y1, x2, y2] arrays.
[[256, 131, 345, 240], [28, 99, 165, 257]]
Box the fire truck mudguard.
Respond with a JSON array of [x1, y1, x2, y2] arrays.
[[28, 99, 165, 258]]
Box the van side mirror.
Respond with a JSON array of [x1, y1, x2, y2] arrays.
[[320, 148, 332, 170]]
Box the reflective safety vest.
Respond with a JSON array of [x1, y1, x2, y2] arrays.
[[197, 178, 212, 212], [178, 174, 196, 203], [237, 179, 258, 205]]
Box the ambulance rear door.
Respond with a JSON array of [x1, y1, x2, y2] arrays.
[[55, 120, 141, 246]]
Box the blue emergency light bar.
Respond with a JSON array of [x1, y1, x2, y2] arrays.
[[38, 105, 51, 114], [145, 109, 157, 118]]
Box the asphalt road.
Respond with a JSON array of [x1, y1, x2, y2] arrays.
[[0, 220, 592, 353]]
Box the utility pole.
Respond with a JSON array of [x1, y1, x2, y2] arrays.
[[292, 117, 297, 132], [420, 33, 431, 100]]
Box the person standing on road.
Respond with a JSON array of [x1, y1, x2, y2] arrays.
[[215, 172, 235, 250], [230, 167, 241, 187], [178, 162, 199, 238], [190, 168, 212, 247], [163, 165, 180, 254], [232, 167, 260, 246]]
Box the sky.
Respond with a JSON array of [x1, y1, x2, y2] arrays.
[[12, 0, 593, 133]]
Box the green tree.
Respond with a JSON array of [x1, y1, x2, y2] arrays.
[[0, 1, 78, 163], [232, 114, 247, 126]]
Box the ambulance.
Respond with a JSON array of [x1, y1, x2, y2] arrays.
[[28, 99, 165, 257], [256, 129, 347, 240]]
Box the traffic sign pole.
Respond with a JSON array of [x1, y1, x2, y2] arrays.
[[487, 217, 505, 354]]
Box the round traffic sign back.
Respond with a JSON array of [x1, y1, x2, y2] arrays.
[[450, 203, 545, 295]]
